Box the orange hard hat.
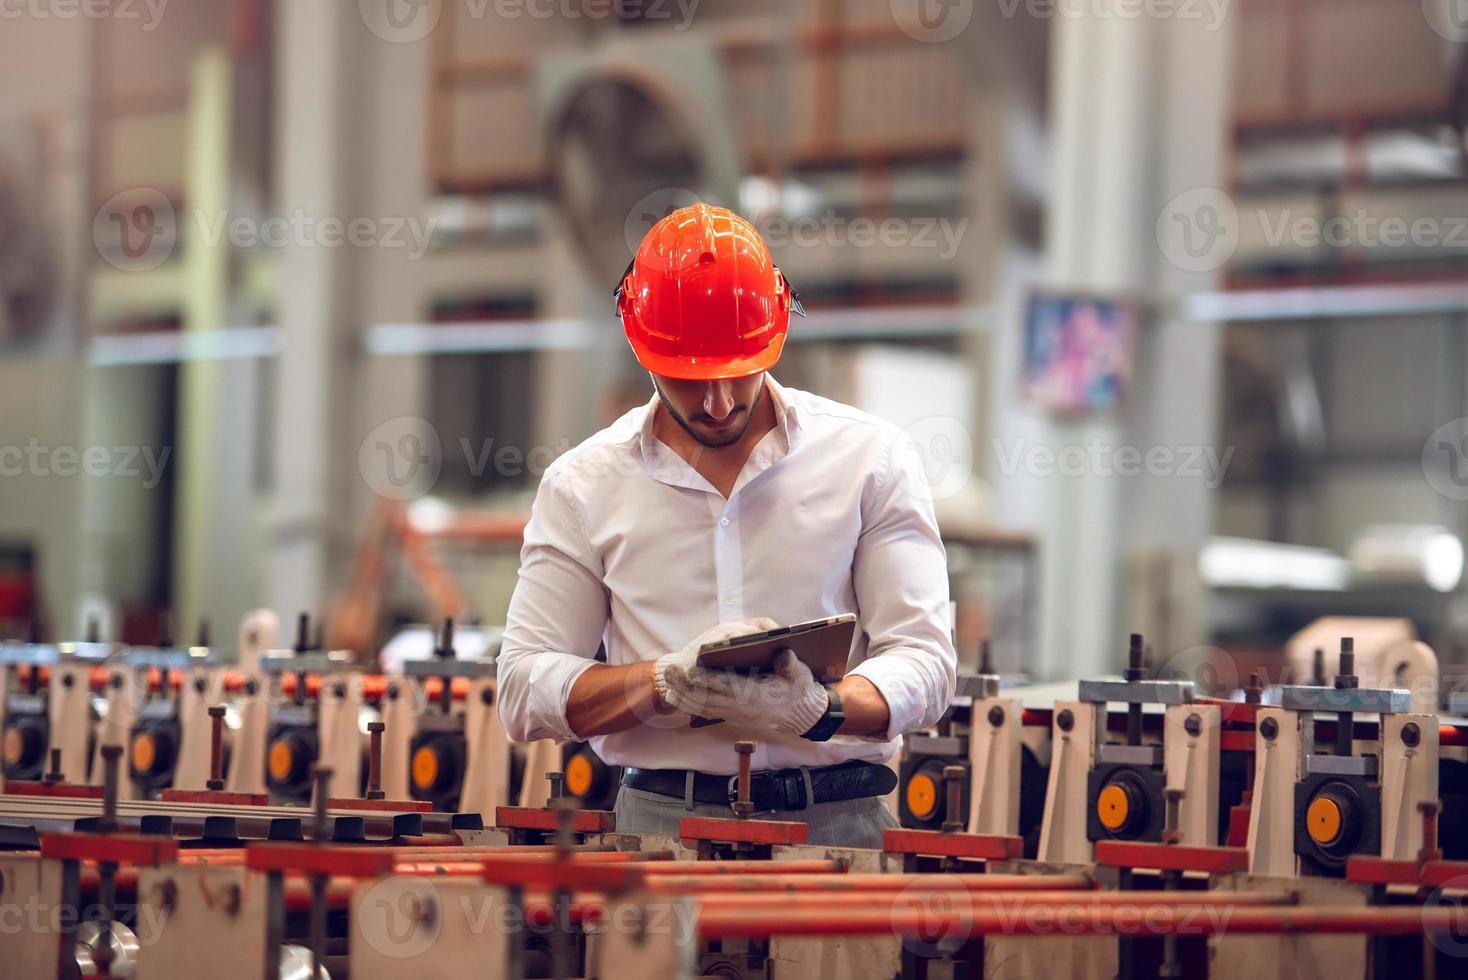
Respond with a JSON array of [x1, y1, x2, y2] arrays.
[[615, 203, 804, 381]]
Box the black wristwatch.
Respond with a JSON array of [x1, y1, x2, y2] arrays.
[[801, 685, 844, 742]]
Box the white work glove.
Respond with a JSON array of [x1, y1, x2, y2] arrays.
[[655, 619, 830, 736]]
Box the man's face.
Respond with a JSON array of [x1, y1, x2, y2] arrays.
[[652, 372, 766, 448]]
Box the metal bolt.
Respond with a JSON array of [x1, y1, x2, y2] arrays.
[[1184, 713, 1202, 737], [1124, 633, 1146, 747], [1259, 716, 1279, 741], [988, 705, 1006, 728], [366, 722, 385, 800], [42, 748, 63, 785], [480, 686, 494, 706], [207, 706, 226, 791], [311, 766, 333, 841], [436, 618, 456, 715], [1419, 800, 1443, 864], [307, 871, 328, 980], [1402, 722, 1421, 748], [1163, 788, 1184, 845], [979, 640, 993, 675], [435, 617, 456, 659], [1126, 633, 1145, 679], [546, 771, 565, 801], [1245, 672, 1263, 705], [1057, 709, 1074, 733], [294, 612, 310, 653], [732, 741, 755, 818], [100, 744, 123, 834], [941, 765, 966, 834], [1335, 638, 1358, 689]]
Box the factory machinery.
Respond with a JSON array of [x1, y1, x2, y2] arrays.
[[1, 615, 1467, 978]]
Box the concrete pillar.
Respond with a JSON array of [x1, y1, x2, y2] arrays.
[[1031, 10, 1234, 679], [268, 1, 362, 622], [173, 49, 261, 638]]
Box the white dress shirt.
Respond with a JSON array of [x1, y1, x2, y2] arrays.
[[497, 379, 957, 775]]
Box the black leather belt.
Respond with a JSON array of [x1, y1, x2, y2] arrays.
[[621, 759, 896, 812]]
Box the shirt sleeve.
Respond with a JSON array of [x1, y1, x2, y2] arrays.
[[496, 471, 607, 743], [845, 431, 958, 740]]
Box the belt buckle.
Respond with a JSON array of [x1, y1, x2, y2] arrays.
[[729, 771, 776, 814]]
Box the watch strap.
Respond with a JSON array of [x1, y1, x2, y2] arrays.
[[801, 685, 844, 742]]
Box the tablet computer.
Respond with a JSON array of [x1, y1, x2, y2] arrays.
[[696, 613, 856, 683]]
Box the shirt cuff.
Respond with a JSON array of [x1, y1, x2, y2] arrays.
[[503, 652, 599, 744], [846, 653, 934, 742]]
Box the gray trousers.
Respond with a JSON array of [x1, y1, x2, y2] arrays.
[[613, 783, 899, 849]]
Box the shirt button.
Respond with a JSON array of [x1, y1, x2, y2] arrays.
[[719, 517, 730, 527]]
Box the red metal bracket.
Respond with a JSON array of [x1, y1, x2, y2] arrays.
[[1420, 860, 1468, 889], [40, 833, 178, 866], [1347, 856, 1427, 887], [161, 789, 270, 807], [245, 842, 397, 878], [328, 797, 432, 813], [1225, 792, 1253, 848], [4, 780, 104, 799], [882, 828, 1023, 861], [495, 806, 616, 834], [1212, 701, 1259, 727], [1220, 731, 1257, 753], [1095, 840, 1249, 875], [679, 816, 808, 847]]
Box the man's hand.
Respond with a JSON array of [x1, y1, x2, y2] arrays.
[[656, 621, 830, 736], [653, 618, 775, 715]]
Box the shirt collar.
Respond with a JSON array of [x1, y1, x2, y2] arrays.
[[636, 375, 800, 490], [766, 376, 800, 448]]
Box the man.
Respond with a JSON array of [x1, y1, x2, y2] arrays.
[[497, 203, 956, 848]]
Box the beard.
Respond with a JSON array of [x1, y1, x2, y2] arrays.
[[653, 378, 765, 448]]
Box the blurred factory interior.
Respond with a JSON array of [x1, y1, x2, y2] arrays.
[[2, 0, 1468, 690]]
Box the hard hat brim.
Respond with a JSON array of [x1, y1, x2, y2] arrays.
[[629, 328, 786, 381]]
